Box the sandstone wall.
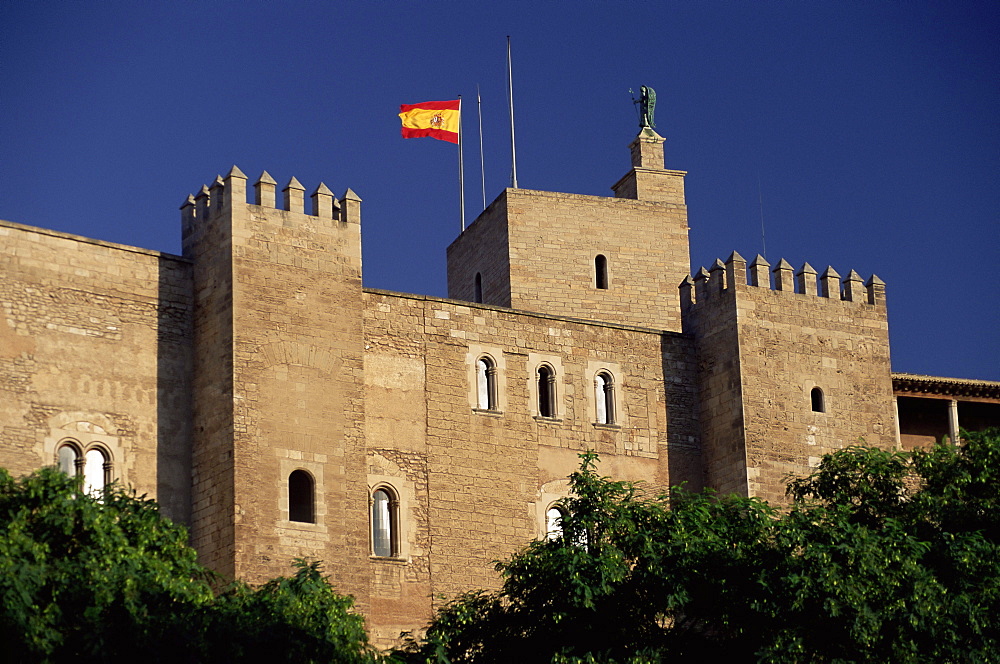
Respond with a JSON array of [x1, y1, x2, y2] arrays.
[[183, 182, 237, 577], [0, 142, 918, 651], [362, 288, 700, 641], [0, 219, 193, 523], [448, 186, 690, 332], [683, 276, 749, 496], [446, 193, 511, 307], [738, 283, 895, 503]]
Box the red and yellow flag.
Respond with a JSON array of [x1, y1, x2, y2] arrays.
[[399, 100, 460, 143]]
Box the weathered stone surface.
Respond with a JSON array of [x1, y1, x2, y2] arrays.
[[4, 130, 975, 648], [0, 220, 193, 522], [448, 136, 689, 333]]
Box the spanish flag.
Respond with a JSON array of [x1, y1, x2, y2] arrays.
[[399, 100, 460, 144]]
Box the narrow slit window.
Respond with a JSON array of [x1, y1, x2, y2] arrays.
[[595, 254, 608, 289], [371, 487, 398, 557], [288, 470, 315, 523], [476, 356, 497, 410], [537, 365, 556, 418], [811, 387, 826, 413], [595, 372, 615, 424], [474, 272, 483, 303]]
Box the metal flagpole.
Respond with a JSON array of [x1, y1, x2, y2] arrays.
[[757, 171, 767, 260], [477, 84, 486, 210], [506, 36, 518, 189], [458, 95, 466, 231]]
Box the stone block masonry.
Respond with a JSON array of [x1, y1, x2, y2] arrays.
[[361, 287, 700, 641], [683, 252, 895, 503], [1, 125, 954, 648], [448, 130, 690, 333], [0, 219, 193, 523], [182, 167, 371, 598]]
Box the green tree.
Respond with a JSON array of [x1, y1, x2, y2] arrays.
[[0, 467, 377, 664], [205, 560, 375, 663], [399, 430, 1000, 663]]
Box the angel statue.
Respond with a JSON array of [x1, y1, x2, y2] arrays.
[[635, 85, 656, 130]]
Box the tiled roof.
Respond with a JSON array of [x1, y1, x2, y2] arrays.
[[893, 373, 1000, 399]]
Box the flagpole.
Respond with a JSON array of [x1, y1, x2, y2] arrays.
[[458, 95, 466, 232], [477, 84, 486, 210], [507, 36, 518, 189]]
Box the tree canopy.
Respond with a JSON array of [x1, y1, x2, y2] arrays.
[[399, 430, 1000, 663], [0, 467, 377, 664]]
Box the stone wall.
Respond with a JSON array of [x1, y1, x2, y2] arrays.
[[683, 268, 749, 496], [361, 288, 701, 642], [447, 134, 689, 333], [2, 131, 962, 649], [183, 178, 237, 577], [446, 193, 511, 307], [0, 219, 192, 523]]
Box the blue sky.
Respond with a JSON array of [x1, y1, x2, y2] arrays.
[[1, 1, 997, 380]]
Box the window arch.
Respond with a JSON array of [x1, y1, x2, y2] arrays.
[[371, 486, 399, 558], [537, 364, 557, 418], [595, 254, 608, 289], [595, 371, 616, 424], [288, 469, 315, 523], [57, 441, 110, 496], [545, 504, 565, 541], [474, 272, 484, 303], [476, 356, 498, 410], [811, 387, 826, 413], [82, 448, 110, 496], [57, 442, 82, 477]]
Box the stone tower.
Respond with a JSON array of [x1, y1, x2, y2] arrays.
[[447, 129, 690, 332], [681, 253, 897, 503], [181, 168, 371, 598]]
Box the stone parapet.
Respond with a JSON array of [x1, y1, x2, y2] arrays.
[[181, 166, 358, 248], [682, 252, 887, 310]]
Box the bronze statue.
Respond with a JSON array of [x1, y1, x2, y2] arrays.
[[635, 85, 656, 129]]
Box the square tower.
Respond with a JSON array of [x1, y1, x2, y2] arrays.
[[682, 254, 897, 502], [181, 170, 370, 597], [447, 130, 690, 332]]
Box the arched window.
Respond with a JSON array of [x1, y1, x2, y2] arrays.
[[545, 505, 564, 540], [474, 272, 484, 303], [288, 470, 315, 523], [57, 443, 81, 477], [371, 487, 399, 558], [595, 254, 608, 290], [57, 442, 110, 496], [595, 371, 615, 424], [82, 447, 109, 497], [811, 387, 826, 413], [537, 365, 556, 418], [476, 356, 497, 410]]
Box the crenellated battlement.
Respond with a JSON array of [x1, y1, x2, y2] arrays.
[[680, 251, 886, 310], [180, 166, 361, 236]]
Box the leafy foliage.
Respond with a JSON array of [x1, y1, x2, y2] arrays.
[[399, 431, 1000, 663], [207, 559, 375, 664], [0, 467, 377, 664]]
